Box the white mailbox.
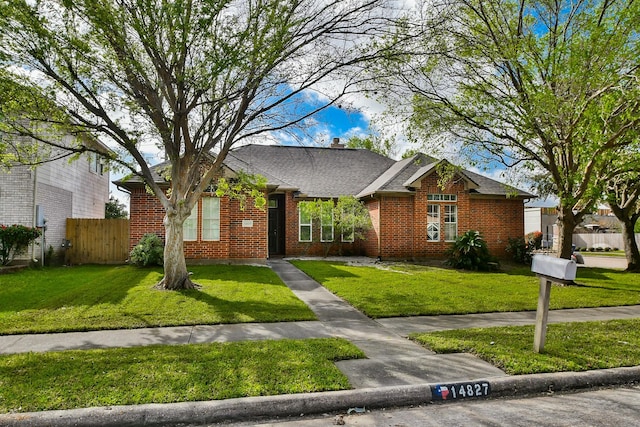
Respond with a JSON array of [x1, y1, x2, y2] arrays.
[[531, 254, 576, 281]]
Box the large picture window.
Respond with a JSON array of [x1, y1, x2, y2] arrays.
[[427, 204, 440, 241], [202, 197, 220, 241], [183, 206, 198, 241], [299, 202, 312, 242], [444, 205, 458, 241]]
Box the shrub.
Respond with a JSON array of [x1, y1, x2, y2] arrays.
[[605, 247, 611, 252], [446, 230, 497, 271], [589, 247, 595, 252], [506, 237, 530, 264], [525, 231, 543, 250], [129, 233, 164, 267], [0, 224, 41, 266], [596, 247, 604, 252], [506, 231, 543, 265]]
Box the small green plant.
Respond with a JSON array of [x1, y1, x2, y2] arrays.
[[0, 224, 41, 266], [129, 233, 164, 267], [506, 231, 543, 265], [446, 230, 497, 271]]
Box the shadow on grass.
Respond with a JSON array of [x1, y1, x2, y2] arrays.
[[0, 265, 158, 313], [289, 261, 359, 283], [176, 288, 315, 324]]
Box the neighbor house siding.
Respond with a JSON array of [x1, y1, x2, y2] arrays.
[[0, 166, 34, 227]]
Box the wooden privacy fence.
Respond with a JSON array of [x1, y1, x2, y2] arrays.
[[65, 218, 129, 264]]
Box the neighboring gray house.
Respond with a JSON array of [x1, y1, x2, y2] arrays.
[[0, 131, 111, 262]]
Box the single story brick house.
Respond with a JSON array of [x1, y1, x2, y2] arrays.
[[115, 141, 533, 263]]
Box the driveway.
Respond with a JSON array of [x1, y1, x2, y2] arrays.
[[581, 255, 627, 269]]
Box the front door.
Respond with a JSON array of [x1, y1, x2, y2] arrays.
[[268, 194, 285, 256]]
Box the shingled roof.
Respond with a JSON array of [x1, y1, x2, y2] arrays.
[[115, 144, 533, 199], [226, 144, 396, 198]]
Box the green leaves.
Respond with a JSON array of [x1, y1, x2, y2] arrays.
[[0, 224, 41, 266], [215, 171, 267, 210]]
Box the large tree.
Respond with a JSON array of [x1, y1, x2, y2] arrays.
[[377, 0, 640, 258], [0, 0, 394, 289], [606, 171, 640, 271]]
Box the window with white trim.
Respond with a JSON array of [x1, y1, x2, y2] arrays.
[[202, 197, 220, 241], [183, 205, 198, 241], [427, 194, 457, 201], [320, 202, 334, 242], [444, 205, 458, 241], [427, 204, 440, 241], [299, 202, 312, 242]]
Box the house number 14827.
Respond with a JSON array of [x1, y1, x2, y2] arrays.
[[431, 381, 491, 401]]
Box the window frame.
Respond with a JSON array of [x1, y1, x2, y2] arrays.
[[298, 202, 313, 242], [427, 204, 440, 242], [183, 204, 198, 242], [444, 204, 458, 242], [201, 197, 221, 241]]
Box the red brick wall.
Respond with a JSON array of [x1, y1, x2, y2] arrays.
[[361, 173, 525, 260], [129, 188, 166, 250], [378, 196, 414, 259], [128, 188, 267, 261], [362, 199, 380, 257], [129, 178, 524, 261], [467, 197, 524, 258], [228, 198, 268, 259]]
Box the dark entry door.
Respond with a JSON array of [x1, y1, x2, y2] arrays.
[[268, 194, 285, 256]]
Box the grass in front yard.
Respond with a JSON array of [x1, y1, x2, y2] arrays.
[[0, 338, 363, 413], [411, 319, 640, 375], [291, 260, 640, 318], [0, 265, 315, 335]]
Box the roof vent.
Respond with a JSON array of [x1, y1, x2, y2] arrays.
[[330, 137, 345, 149]]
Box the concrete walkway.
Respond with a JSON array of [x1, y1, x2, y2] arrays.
[[2, 259, 640, 426]]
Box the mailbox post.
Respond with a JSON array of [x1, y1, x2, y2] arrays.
[[530, 255, 577, 353]]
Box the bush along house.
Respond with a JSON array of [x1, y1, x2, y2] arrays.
[[115, 140, 533, 264]]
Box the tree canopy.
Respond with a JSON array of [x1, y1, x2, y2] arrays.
[[376, 0, 640, 258], [0, 0, 395, 288]]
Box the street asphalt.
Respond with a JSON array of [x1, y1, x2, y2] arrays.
[[1, 257, 639, 426]]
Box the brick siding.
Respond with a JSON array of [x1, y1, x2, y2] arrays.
[[128, 188, 268, 261], [128, 173, 524, 262], [361, 173, 524, 260]]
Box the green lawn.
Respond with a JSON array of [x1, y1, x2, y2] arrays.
[[291, 260, 640, 318], [581, 250, 626, 257], [0, 265, 316, 334], [411, 319, 640, 375], [0, 338, 363, 413]]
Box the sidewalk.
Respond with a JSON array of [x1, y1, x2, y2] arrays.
[[2, 259, 640, 426]]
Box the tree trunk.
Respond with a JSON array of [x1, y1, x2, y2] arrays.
[[557, 207, 577, 260], [155, 210, 198, 290], [621, 217, 640, 272]]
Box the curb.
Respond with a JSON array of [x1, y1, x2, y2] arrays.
[[2, 366, 639, 427]]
